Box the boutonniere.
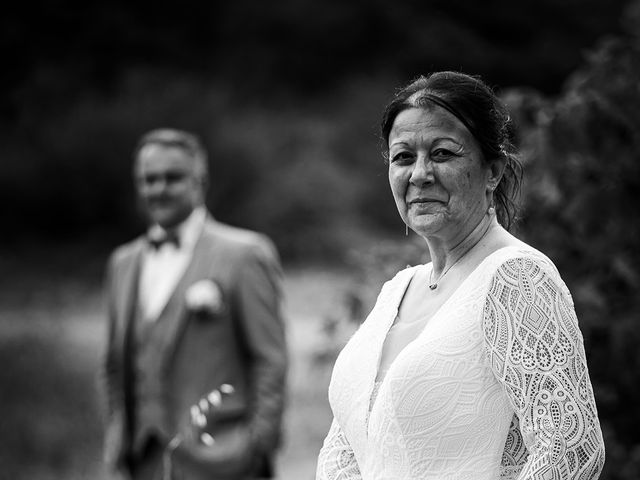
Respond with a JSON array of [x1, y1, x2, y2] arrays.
[[185, 279, 225, 315]]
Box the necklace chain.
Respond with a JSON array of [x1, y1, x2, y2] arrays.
[[428, 221, 492, 290]]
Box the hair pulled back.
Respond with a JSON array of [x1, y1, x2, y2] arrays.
[[381, 71, 523, 230]]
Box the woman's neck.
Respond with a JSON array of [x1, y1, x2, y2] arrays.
[[427, 214, 498, 277]]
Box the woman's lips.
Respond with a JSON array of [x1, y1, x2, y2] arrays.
[[408, 197, 441, 204]]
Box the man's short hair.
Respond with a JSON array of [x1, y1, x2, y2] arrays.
[[134, 128, 209, 180]]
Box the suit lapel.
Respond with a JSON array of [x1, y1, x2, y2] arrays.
[[118, 241, 145, 351], [156, 219, 218, 372], [115, 240, 144, 427]]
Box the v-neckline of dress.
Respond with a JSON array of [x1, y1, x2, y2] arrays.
[[368, 245, 524, 414]]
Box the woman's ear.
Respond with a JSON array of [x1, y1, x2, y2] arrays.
[[487, 156, 507, 191]]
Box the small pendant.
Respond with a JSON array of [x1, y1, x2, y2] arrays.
[[429, 283, 437, 290]]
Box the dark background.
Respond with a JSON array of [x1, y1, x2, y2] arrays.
[[1, 1, 639, 478], [0, 0, 633, 253]]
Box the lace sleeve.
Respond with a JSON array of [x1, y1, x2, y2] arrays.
[[483, 257, 605, 479], [316, 418, 362, 480]]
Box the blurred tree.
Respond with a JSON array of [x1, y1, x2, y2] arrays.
[[504, 9, 640, 475], [0, 0, 635, 259], [1, 0, 630, 125]]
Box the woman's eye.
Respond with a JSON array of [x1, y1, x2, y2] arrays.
[[431, 148, 456, 161], [391, 151, 413, 163]]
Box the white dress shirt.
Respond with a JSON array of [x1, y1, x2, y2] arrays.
[[138, 207, 206, 321]]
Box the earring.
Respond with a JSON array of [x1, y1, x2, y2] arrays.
[[487, 186, 496, 216], [405, 224, 409, 236]]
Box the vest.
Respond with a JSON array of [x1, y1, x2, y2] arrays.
[[130, 306, 172, 455]]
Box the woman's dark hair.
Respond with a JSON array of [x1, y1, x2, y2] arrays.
[[381, 71, 523, 230]]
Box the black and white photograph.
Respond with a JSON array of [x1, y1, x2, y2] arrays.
[[1, 1, 638, 479]]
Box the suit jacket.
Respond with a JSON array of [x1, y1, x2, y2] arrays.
[[102, 215, 288, 479]]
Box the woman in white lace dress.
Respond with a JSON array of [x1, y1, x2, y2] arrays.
[[316, 71, 605, 480]]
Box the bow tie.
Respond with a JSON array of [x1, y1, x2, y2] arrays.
[[147, 230, 180, 250]]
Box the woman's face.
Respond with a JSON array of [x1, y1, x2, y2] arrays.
[[388, 106, 492, 241]]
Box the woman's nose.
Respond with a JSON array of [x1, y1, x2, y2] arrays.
[[409, 154, 434, 186]]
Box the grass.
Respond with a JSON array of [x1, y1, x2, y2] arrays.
[[0, 263, 358, 480]]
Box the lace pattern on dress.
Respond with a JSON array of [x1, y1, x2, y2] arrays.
[[317, 268, 416, 480], [499, 415, 528, 478], [484, 257, 605, 479], [316, 418, 363, 480], [317, 252, 604, 480]]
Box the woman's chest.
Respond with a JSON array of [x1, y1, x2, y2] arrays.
[[329, 286, 490, 424], [375, 295, 490, 409]]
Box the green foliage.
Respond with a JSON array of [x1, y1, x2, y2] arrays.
[[0, 0, 632, 259], [1, 0, 628, 100], [510, 32, 640, 479]]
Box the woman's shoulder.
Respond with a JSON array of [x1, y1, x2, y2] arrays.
[[480, 244, 572, 301], [482, 243, 559, 273], [478, 226, 554, 269]]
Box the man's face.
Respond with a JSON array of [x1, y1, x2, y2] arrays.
[[134, 144, 203, 229]]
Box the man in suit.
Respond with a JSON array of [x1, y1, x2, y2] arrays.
[[102, 128, 288, 480]]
